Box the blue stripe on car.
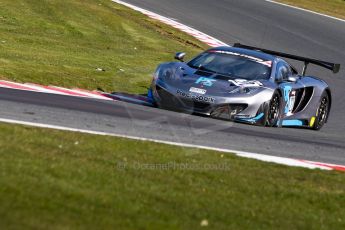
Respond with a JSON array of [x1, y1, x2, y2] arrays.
[[281, 84, 292, 114], [281, 120, 303, 126], [147, 88, 155, 104]]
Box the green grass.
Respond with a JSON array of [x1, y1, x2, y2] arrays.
[[0, 123, 345, 230], [1, 1, 345, 229], [277, 0, 345, 19], [0, 0, 207, 94]]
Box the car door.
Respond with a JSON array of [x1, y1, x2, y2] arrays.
[[275, 61, 304, 117]]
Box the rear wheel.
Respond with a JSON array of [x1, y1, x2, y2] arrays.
[[265, 91, 281, 127], [312, 92, 330, 130]]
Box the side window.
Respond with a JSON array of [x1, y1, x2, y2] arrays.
[[276, 61, 292, 82]]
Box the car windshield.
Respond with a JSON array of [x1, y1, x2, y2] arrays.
[[187, 50, 272, 80]]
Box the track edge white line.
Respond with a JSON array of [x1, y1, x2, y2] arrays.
[[0, 118, 335, 171], [265, 0, 345, 23]]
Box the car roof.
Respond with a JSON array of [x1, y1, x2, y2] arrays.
[[209, 46, 276, 62]]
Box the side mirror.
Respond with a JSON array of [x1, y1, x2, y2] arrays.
[[174, 52, 186, 62], [287, 75, 298, 83]]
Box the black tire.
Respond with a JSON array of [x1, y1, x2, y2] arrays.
[[265, 91, 281, 127], [312, 92, 330, 130]]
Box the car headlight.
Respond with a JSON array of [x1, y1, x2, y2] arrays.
[[229, 87, 260, 94]]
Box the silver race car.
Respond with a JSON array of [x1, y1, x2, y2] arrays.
[[148, 43, 340, 130]]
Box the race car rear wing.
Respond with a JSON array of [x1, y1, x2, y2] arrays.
[[233, 43, 340, 75]]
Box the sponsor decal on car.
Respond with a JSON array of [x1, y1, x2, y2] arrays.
[[195, 77, 216, 87], [282, 84, 293, 115], [177, 89, 215, 103], [228, 79, 263, 87], [228, 79, 263, 94], [258, 60, 273, 67], [189, 87, 207, 95], [287, 90, 296, 116]]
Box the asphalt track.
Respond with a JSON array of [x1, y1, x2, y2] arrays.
[[1, 0, 345, 164]]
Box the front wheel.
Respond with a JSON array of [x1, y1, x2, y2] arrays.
[[265, 91, 281, 127], [312, 92, 330, 130]]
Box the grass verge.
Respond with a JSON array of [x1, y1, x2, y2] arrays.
[[0, 122, 345, 229], [277, 0, 345, 20], [1, 1, 345, 229], [0, 0, 207, 94]]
